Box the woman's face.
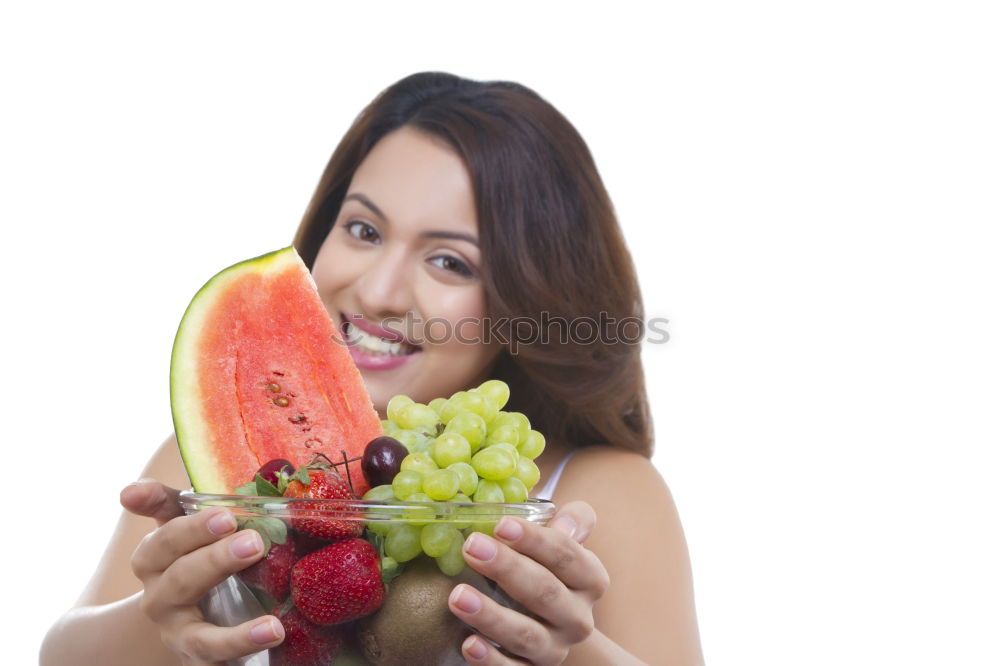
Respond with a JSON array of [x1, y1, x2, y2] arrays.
[[312, 126, 501, 415]]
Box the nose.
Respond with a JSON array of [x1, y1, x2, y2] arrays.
[[355, 246, 416, 321]]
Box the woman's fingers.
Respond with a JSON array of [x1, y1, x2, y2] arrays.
[[120, 479, 184, 526], [142, 531, 266, 619], [168, 613, 284, 664], [546, 500, 597, 544], [461, 634, 532, 665], [449, 584, 559, 665], [462, 530, 592, 640], [130, 508, 240, 579], [485, 516, 610, 598]]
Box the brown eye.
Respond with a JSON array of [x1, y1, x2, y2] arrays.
[[430, 255, 474, 278], [346, 220, 381, 244]]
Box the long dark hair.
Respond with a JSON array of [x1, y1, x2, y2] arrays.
[[294, 72, 653, 457]]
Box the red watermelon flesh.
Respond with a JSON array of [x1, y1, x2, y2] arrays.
[[171, 247, 380, 495]]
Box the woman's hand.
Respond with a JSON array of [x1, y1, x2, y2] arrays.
[[120, 479, 285, 665], [449, 501, 610, 665]]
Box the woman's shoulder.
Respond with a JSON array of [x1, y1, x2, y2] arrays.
[[144, 432, 191, 489], [553, 444, 672, 509]]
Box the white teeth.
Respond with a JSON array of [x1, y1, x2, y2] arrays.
[[345, 322, 414, 357]]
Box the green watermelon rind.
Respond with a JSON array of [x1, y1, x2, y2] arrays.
[[170, 246, 309, 493]]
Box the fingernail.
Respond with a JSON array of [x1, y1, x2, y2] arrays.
[[230, 530, 263, 559], [250, 616, 281, 644], [463, 635, 489, 660], [207, 511, 236, 536], [450, 584, 482, 614], [552, 516, 577, 539], [494, 517, 523, 541], [464, 532, 497, 562]]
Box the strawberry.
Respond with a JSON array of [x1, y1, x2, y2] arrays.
[[238, 539, 296, 603], [284, 465, 364, 541], [293, 532, 329, 556], [291, 538, 384, 626], [270, 604, 344, 666]]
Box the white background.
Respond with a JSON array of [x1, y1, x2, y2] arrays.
[[4, 2, 998, 664]]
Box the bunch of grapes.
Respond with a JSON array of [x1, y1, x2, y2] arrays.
[[359, 379, 545, 574]]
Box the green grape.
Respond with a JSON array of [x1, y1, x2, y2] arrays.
[[487, 442, 520, 466], [478, 396, 499, 424], [391, 470, 424, 499], [448, 492, 473, 529], [515, 457, 541, 489], [386, 394, 414, 422], [366, 519, 392, 536], [381, 419, 401, 436], [508, 412, 531, 441], [440, 391, 489, 423], [486, 424, 520, 448], [476, 379, 510, 410], [381, 555, 399, 577], [363, 484, 396, 502], [413, 432, 436, 453], [472, 446, 517, 481], [447, 462, 478, 496], [420, 523, 459, 558], [499, 477, 528, 503], [444, 412, 487, 452], [489, 411, 530, 441], [422, 468, 460, 500], [428, 397, 448, 414], [473, 479, 505, 504], [394, 429, 422, 453], [400, 451, 438, 475], [432, 432, 472, 467], [518, 429, 545, 459], [385, 523, 422, 562], [463, 508, 496, 537], [486, 411, 508, 435], [436, 531, 467, 576], [396, 402, 440, 430], [402, 492, 435, 525]]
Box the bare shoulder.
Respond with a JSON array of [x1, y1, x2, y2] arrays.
[[555, 445, 672, 511], [143, 432, 191, 489]]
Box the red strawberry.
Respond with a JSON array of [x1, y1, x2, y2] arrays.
[[284, 467, 364, 541], [293, 532, 330, 556], [270, 605, 344, 666], [238, 539, 296, 603], [291, 538, 384, 626]]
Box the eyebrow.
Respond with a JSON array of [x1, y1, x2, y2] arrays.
[[343, 192, 479, 247]]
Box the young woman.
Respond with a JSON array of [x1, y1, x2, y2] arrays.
[[41, 72, 703, 665]]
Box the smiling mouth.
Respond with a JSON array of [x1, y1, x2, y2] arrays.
[[341, 316, 421, 357]]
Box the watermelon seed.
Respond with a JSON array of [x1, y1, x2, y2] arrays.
[[304, 438, 321, 448], [273, 396, 290, 407], [266, 382, 281, 393], [289, 414, 307, 424], [272, 371, 285, 376]]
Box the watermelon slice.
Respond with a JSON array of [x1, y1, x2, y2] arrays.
[[170, 247, 381, 495]]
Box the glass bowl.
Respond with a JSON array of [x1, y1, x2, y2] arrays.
[[180, 491, 555, 666]]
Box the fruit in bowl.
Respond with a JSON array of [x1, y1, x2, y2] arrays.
[[169, 249, 555, 664], [180, 456, 554, 665]]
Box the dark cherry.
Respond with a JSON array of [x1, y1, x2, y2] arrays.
[[257, 458, 294, 485], [361, 437, 408, 487]]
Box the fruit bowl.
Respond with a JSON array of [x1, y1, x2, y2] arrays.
[[180, 491, 555, 666]]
